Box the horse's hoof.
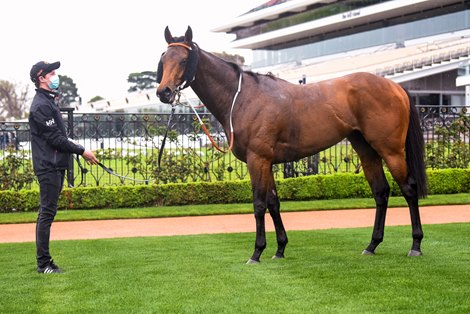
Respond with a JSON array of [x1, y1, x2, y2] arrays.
[[408, 250, 422, 257], [246, 258, 260, 264], [362, 249, 375, 256], [272, 254, 284, 259]]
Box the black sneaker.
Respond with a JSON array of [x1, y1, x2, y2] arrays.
[[37, 260, 62, 274]]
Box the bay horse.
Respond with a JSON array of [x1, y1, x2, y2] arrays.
[[156, 26, 427, 263]]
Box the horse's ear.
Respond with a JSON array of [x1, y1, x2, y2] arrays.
[[164, 26, 174, 44], [185, 26, 193, 43]]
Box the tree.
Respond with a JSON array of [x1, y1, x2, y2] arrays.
[[0, 80, 29, 120], [128, 71, 157, 93], [57, 75, 79, 108], [212, 51, 245, 66], [89, 95, 104, 103]]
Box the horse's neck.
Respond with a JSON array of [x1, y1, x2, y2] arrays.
[[191, 50, 239, 129]]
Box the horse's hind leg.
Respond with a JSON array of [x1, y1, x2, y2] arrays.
[[383, 154, 423, 256], [266, 181, 288, 259], [348, 133, 390, 255]]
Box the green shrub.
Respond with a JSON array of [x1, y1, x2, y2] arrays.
[[0, 147, 35, 191], [0, 190, 38, 213], [426, 168, 470, 194], [425, 114, 470, 169], [0, 169, 468, 213], [276, 173, 369, 200]]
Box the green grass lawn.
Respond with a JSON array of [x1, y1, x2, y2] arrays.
[[1, 224, 470, 313]]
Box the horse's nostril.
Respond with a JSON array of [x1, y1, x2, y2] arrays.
[[157, 88, 170, 99], [164, 87, 172, 97], [156, 87, 174, 103]]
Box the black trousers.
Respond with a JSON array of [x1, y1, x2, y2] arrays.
[[36, 170, 65, 268]]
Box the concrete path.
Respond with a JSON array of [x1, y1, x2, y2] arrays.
[[1, 205, 469, 243]]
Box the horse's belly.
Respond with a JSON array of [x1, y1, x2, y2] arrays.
[[273, 141, 337, 163], [273, 127, 350, 163]]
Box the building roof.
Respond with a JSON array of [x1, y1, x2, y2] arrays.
[[214, 0, 463, 49], [212, 0, 335, 32], [271, 31, 470, 85]]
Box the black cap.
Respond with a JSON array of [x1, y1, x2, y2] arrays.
[[30, 61, 60, 84]]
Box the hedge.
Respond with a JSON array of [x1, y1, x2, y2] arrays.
[[0, 169, 469, 213]]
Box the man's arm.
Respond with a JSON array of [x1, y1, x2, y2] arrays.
[[31, 104, 85, 155]]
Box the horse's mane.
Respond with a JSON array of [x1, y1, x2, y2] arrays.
[[170, 37, 280, 84], [222, 58, 279, 84]]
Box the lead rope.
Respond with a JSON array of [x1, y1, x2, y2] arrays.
[[75, 154, 150, 185], [188, 73, 242, 153], [157, 105, 176, 168]]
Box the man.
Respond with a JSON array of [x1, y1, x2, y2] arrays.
[[29, 61, 99, 274]]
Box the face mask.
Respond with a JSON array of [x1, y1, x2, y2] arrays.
[[48, 75, 60, 90]]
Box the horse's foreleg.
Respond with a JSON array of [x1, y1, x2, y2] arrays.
[[246, 156, 272, 264], [267, 184, 288, 259], [248, 197, 267, 264]]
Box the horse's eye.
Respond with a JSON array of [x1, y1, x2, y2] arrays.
[[180, 59, 187, 67]]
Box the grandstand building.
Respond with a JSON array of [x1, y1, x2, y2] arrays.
[[213, 0, 470, 108], [86, 0, 470, 113]]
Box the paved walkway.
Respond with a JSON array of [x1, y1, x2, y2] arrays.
[[1, 205, 470, 243]]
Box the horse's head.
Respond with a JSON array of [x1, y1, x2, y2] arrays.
[[156, 26, 198, 104]]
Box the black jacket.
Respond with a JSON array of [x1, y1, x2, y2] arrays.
[[29, 88, 84, 175]]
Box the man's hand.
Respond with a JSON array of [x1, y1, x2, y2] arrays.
[[82, 149, 99, 165]]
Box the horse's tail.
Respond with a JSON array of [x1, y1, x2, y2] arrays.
[[405, 90, 428, 198]]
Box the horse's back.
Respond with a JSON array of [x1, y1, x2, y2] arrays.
[[318, 72, 407, 110], [310, 72, 407, 124], [322, 72, 410, 154], [240, 72, 410, 163], [294, 72, 409, 157]]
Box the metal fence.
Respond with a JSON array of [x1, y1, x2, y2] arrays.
[[0, 105, 468, 189]]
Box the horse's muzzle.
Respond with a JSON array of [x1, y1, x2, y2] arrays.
[[156, 87, 175, 104]]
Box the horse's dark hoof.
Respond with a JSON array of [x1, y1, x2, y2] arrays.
[[272, 254, 284, 259], [362, 249, 375, 256], [246, 258, 260, 264], [408, 250, 422, 257]]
